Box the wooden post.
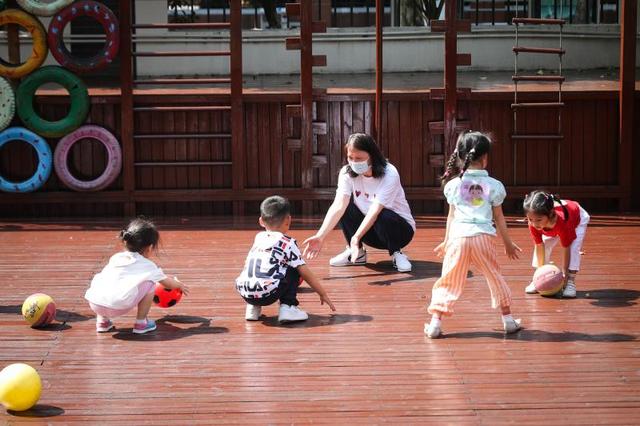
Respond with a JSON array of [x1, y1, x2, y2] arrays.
[[119, 0, 135, 216], [443, 0, 458, 152], [300, 0, 314, 215], [6, 0, 20, 66], [618, 0, 636, 211], [230, 0, 245, 216], [374, 0, 383, 143]]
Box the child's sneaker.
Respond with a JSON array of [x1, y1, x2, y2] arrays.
[[503, 318, 522, 334], [96, 319, 114, 333], [562, 279, 576, 298], [329, 246, 366, 267], [525, 282, 538, 294], [245, 304, 262, 321], [424, 322, 442, 339], [278, 304, 308, 323], [392, 251, 412, 272], [132, 319, 157, 334]]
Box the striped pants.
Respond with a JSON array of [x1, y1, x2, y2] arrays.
[[428, 233, 512, 315]]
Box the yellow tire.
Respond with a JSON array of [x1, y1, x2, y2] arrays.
[[0, 9, 48, 79]]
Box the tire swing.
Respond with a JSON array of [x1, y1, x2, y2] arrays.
[[0, 76, 15, 131], [0, 9, 47, 79], [17, 66, 89, 138], [16, 0, 74, 16], [0, 127, 52, 193], [48, 1, 119, 74], [54, 125, 122, 192]]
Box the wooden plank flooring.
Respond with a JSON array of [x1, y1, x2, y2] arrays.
[[1, 217, 639, 424]]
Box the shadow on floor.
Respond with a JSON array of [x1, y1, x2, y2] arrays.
[[111, 315, 228, 341], [578, 289, 640, 307], [322, 260, 450, 286], [7, 405, 65, 418], [259, 313, 373, 328], [442, 328, 636, 342]]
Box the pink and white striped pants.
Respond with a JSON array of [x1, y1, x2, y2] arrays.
[[428, 233, 512, 315]]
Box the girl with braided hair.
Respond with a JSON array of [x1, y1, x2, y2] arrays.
[[426, 131, 522, 338], [523, 190, 590, 298]]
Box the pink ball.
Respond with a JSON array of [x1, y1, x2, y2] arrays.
[[533, 264, 564, 296]]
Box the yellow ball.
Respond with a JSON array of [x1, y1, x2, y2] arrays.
[[22, 293, 56, 328], [0, 363, 42, 411]]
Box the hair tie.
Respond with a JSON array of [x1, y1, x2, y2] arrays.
[[469, 148, 476, 154]]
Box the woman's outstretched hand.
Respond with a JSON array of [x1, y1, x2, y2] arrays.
[[302, 235, 324, 260]]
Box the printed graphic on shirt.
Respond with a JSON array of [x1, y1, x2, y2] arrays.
[[236, 234, 305, 300], [460, 180, 490, 208]]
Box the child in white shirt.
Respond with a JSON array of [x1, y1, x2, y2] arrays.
[[85, 218, 189, 334], [236, 196, 336, 322]]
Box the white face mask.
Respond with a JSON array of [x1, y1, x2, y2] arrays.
[[349, 160, 370, 175]]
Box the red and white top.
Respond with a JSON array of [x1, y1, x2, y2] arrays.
[[529, 200, 582, 247]]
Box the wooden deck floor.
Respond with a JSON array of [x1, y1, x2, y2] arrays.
[[1, 217, 639, 424]]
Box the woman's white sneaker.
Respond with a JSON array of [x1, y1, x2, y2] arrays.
[[562, 280, 577, 298], [525, 282, 538, 294], [392, 251, 412, 272], [245, 304, 262, 321], [330, 246, 366, 266], [278, 304, 308, 323]]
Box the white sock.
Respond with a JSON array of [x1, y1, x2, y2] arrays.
[[430, 317, 441, 328], [135, 319, 147, 325], [501, 314, 514, 324]]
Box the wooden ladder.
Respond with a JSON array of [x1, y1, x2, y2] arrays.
[[428, 1, 472, 169], [285, 0, 328, 214], [120, 0, 244, 215], [511, 6, 565, 185]]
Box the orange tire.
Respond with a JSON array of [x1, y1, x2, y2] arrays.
[[0, 9, 47, 79]]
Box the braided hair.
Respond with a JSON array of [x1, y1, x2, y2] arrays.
[[523, 190, 570, 221], [441, 131, 493, 183], [119, 217, 160, 254]]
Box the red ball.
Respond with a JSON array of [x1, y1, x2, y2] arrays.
[[533, 264, 564, 296], [153, 283, 183, 308]]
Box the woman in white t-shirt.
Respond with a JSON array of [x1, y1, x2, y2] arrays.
[[85, 218, 189, 334], [303, 133, 415, 272]]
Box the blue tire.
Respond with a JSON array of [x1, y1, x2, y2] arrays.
[[0, 127, 52, 192]]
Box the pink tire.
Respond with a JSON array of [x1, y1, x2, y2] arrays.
[[54, 125, 121, 191]]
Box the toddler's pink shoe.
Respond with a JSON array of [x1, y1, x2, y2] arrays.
[[96, 319, 114, 333]]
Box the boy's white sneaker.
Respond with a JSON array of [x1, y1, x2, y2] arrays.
[[245, 304, 262, 321], [525, 282, 538, 294], [563, 280, 577, 298], [329, 246, 366, 267], [392, 251, 412, 272], [503, 318, 522, 334], [278, 304, 308, 323], [424, 323, 442, 339]]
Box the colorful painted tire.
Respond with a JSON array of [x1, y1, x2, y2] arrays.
[[48, 1, 119, 74], [17, 66, 90, 138], [0, 9, 48, 79], [16, 0, 74, 16], [0, 127, 52, 193], [54, 125, 122, 191], [0, 77, 15, 131]]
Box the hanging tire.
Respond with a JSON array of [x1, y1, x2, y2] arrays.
[[0, 9, 48, 79], [16, 0, 74, 16], [48, 1, 119, 74], [17, 66, 90, 138], [0, 127, 52, 193], [54, 125, 122, 192], [0, 77, 15, 131]]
